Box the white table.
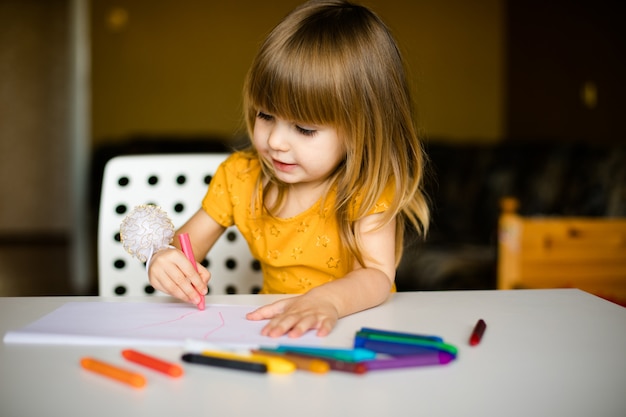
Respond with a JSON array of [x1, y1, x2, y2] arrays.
[[1, 289, 625, 417]]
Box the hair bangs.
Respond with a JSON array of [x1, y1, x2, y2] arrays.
[[249, 50, 343, 128]]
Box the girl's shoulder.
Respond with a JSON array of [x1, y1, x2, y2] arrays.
[[221, 150, 261, 174], [223, 150, 258, 165], [348, 179, 395, 219]]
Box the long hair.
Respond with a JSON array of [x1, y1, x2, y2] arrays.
[[243, 0, 429, 266]]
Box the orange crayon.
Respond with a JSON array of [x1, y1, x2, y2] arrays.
[[122, 349, 184, 377], [80, 357, 147, 388]]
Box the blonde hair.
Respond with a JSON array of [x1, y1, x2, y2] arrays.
[[243, 0, 429, 266]]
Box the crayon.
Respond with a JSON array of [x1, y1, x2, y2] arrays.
[[80, 357, 146, 388], [354, 336, 437, 356], [179, 233, 205, 311], [263, 346, 376, 362], [276, 352, 367, 375], [469, 319, 487, 346], [201, 350, 296, 374], [364, 351, 455, 371], [251, 349, 330, 374], [181, 353, 267, 373], [359, 327, 443, 343], [121, 349, 183, 377], [355, 331, 458, 356]]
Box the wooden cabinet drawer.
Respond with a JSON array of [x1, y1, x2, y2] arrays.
[[498, 211, 626, 305]]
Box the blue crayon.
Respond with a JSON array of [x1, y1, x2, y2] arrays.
[[354, 336, 438, 356], [355, 331, 458, 356]]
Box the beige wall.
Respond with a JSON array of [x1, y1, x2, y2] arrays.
[[91, 0, 504, 144], [0, 0, 71, 233], [0, 0, 504, 233]]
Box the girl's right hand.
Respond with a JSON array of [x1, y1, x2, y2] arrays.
[[147, 248, 211, 306]]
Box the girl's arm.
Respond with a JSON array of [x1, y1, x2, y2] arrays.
[[148, 209, 225, 305], [247, 213, 397, 338]]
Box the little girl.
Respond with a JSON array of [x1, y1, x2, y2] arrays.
[[148, 0, 429, 338]]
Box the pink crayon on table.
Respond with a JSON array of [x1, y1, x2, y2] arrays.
[[178, 233, 205, 310]]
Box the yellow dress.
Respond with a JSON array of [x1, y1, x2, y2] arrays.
[[202, 152, 393, 294]]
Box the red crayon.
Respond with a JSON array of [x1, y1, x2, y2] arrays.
[[122, 349, 184, 377], [469, 319, 487, 346]]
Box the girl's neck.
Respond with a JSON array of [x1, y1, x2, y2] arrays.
[[265, 179, 332, 219]]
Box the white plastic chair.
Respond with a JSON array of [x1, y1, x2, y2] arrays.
[[98, 153, 263, 296]]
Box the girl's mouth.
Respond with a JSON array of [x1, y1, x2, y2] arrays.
[[272, 159, 297, 172]]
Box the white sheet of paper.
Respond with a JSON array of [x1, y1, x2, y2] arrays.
[[3, 302, 320, 347]]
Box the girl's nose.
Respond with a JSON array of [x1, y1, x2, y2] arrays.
[[267, 125, 289, 151]]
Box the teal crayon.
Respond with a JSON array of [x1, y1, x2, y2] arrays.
[[359, 327, 443, 343], [261, 346, 376, 363]]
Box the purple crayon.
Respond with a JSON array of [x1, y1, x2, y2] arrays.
[[363, 351, 455, 371]]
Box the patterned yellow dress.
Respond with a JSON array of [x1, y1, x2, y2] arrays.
[[202, 152, 393, 294]]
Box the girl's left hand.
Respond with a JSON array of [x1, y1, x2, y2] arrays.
[[246, 295, 339, 338]]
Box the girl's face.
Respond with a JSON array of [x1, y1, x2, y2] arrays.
[[252, 110, 345, 188]]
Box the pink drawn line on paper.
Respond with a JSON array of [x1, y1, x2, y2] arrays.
[[202, 311, 225, 339], [131, 310, 202, 331], [127, 309, 227, 339]]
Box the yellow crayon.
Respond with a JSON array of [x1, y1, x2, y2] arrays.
[[251, 349, 330, 374]]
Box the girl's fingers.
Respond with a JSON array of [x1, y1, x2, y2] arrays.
[[246, 296, 337, 338], [185, 262, 210, 298], [149, 251, 209, 305], [170, 269, 203, 305], [263, 314, 302, 338], [246, 300, 287, 321]]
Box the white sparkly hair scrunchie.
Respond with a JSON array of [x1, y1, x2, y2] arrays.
[[120, 204, 175, 269]]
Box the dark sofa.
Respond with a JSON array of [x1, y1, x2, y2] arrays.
[[395, 140, 626, 292]]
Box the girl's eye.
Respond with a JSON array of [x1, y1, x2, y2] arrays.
[[296, 125, 317, 136], [257, 111, 273, 121]]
